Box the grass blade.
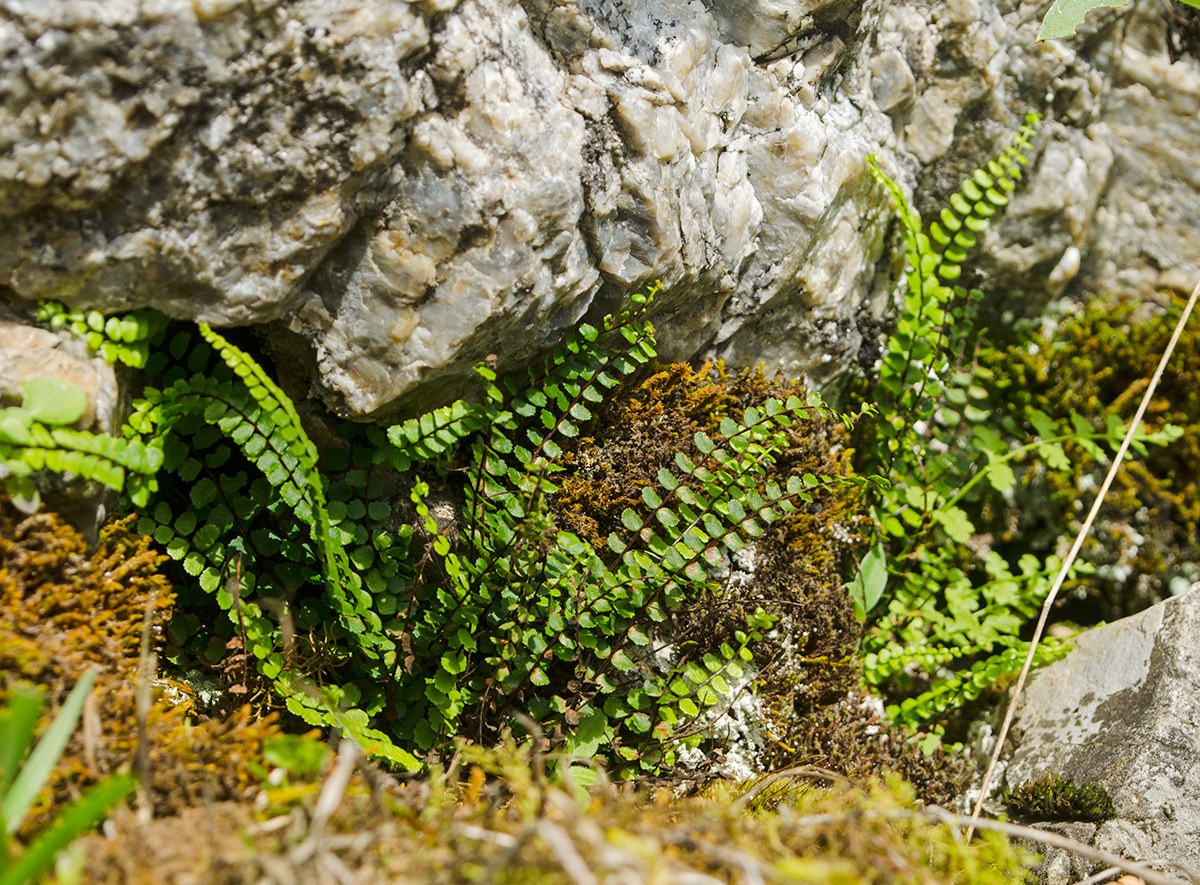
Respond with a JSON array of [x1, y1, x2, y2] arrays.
[[0, 773, 134, 885], [0, 690, 43, 801], [3, 670, 97, 837]]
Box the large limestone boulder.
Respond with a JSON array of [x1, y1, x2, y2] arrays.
[[0, 0, 1197, 417], [1005, 587, 1200, 877]]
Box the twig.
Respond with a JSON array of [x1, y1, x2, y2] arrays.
[[764, 802, 1194, 885], [730, 765, 854, 815], [966, 276, 1200, 841], [310, 738, 359, 836], [1076, 866, 1126, 885], [925, 807, 1198, 885], [135, 596, 157, 824], [537, 819, 599, 885]]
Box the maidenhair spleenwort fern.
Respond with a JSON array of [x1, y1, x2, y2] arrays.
[[121, 289, 880, 773], [857, 114, 1182, 744], [0, 376, 161, 514], [36, 300, 167, 369], [126, 322, 407, 762]]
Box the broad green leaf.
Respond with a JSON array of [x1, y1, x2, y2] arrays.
[[1038, 0, 1130, 40], [848, 543, 888, 619], [20, 377, 88, 426]]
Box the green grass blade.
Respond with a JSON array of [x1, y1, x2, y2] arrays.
[[0, 773, 134, 885], [3, 670, 96, 837], [0, 689, 43, 802]]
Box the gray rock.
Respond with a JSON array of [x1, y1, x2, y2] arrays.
[[1007, 588, 1200, 877], [1018, 823, 1097, 885], [1093, 819, 1152, 862], [0, 0, 1197, 417]]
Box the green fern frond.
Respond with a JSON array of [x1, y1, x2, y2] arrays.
[[36, 301, 168, 368], [388, 300, 878, 771], [0, 376, 162, 512], [885, 638, 1073, 730]]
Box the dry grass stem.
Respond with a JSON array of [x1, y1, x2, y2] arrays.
[[969, 275, 1200, 839]]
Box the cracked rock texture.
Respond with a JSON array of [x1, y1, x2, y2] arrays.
[[1006, 587, 1200, 878], [1, 0, 1197, 417]]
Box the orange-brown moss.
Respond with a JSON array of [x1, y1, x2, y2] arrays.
[[0, 497, 283, 835], [547, 362, 962, 791]]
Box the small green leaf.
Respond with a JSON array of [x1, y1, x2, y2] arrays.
[[984, 458, 1017, 494], [933, 505, 974, 544]]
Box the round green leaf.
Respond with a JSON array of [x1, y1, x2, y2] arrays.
[[20, 377, 88, 426]]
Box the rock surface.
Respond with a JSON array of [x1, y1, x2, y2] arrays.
[[0, 0, 1197, 417], [1005, 587, 1200, 879], [0, 310, 119, 434]]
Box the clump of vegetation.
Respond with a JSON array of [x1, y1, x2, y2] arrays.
[[1002, 773, 1116, 822], [86, 291, 891, 780], [79, 740, 1035, 885], [778, 693, 971, 806], [853, 118, 1180, 750], [0, 497, 283, 837], [550, 360, 962, 796], [1, 672, 134, 885], [552, 363, 866, 756], [981, 293, 1200, 620]]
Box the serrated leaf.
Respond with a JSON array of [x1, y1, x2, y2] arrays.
[[932, 505, 974, 544], [984, 458, 1016, 494]]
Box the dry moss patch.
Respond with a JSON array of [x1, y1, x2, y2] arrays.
[[80, 743, 1032, 885], [0, 497, 282, 837]]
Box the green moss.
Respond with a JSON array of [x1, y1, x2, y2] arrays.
[[1002, 773, 1116, 822], [980, 292, 1200, 618]]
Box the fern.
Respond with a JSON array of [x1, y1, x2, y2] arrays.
[[126, 325, 413, 765], [35, 301, 167, 368], [112, 288, 878, 772], [379, 290, 881, 771], [856, 114, 1182, 741], [0, 376, 161, 513]]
